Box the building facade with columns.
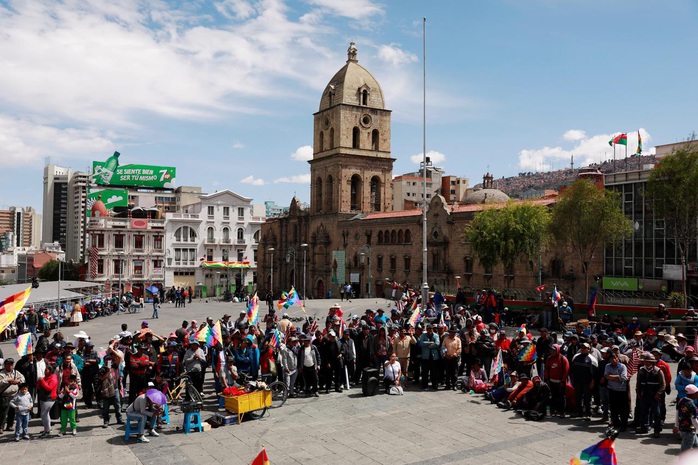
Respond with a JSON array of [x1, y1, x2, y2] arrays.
[[258, 44, 599, 303]]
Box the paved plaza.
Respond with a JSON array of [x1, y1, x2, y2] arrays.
[[0, 297, 686, 464]]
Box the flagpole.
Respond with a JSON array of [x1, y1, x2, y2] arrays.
[[420, 16, 429, 308], [613, 144, 616, 172]]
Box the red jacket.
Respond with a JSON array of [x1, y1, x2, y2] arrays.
[[37, 373, 58, 400], [545, 345, 570, 383], [656, 359, 672, 387], [508, 379, 533, 403]]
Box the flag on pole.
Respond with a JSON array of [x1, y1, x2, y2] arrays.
[[570, 438, 618, 465], [15, 333, 33, 356], [608, 133, 628, 146], [269, 329, 280, 349], [407, 304, 422, 326], [518, 344, 537, 362], [627, 348, 642, 378], [535, 284, 546, 293], [247, 292, 260, 325], [636, 130, 642, 155], [552, 286, 562, 307], [491, 349, 503, 379], [0, 286, 32, 334], [251, 448, 270, 465], [588, 286, 598, 318]]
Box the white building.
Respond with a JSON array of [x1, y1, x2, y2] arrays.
[[164, 190, 265, 298]]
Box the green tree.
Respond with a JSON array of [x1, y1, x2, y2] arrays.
[[38, 259, 79, 281], [645, 138, 698, 308], [465, 201, 552, 280], [551, 179, 633, 302]]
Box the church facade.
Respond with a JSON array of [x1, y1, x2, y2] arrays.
[[258, 44, 596, 303]]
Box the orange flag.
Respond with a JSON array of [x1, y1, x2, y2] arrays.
[[251, 448, 270, 465]]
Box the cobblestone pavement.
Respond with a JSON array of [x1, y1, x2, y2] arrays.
[[0, 298, 686, 464]]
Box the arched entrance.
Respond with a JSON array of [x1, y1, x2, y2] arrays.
[[316, 279, 325, 300]]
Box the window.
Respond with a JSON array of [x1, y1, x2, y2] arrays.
[[390, 230, 397, 244], [404, 255, 411, 271], [405, 230, 412, 243], [377, 255, 383, 271], [350, 175, 362, 210], [465, 256, 473, 275], [174, 248, 197, 266], [361, 89, 368, 106], [397, 230, 404, 244], [253, 230, 260, 243], [370, 176, 381, 212], [389, 256, 396, 272], [97, 259, 104, 275], [253, 249, 258, 263], [319, 131, 324, 152], [114, 259, 123, 274], [93, 234, 105, 248], [377, 231, 383, 244], [223, 207, 230, 219], [352, 127, 360, 149], [207, 206, 214, 218], [153, 235, 163, 250], [371, 129, 379, 151], [206, 248, 213, 261], [133, 260, 143, 275], [237, 228, 244, 242], [114, 234, 124, 249], [134, 235, 144, 250], [207, 227, 215, 242], [153, 260, 162, 271], [315, 177, 323, 213], [174, 226, 197, 243], [222, 227, 230, 242], [222, 249, 229, 261], [238, 207, 245, 220], [237, 250, 244, 261]]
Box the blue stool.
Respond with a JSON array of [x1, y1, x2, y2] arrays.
[[161, 404, 170, 425], [183, 411, 203, 434], [124, 415, 145, 441]]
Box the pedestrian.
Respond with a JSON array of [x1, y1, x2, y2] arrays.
[[58, 374, 79, 436], [570, 342, 597, 421], [419, 324, 440, 391], [635, 352, 665, 437], [9, 383, 32, 441], [0, 358, 26, 433], [674, 384, 698, 452], [98, 365, 123, 428], [152, 294, 160, 319], [297, 334, 320, 397], [605, 352, 629, 432], [36, 364, 58, 437]]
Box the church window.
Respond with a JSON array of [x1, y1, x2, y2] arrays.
[[371, 129, 379, 150], [315, 177, 323, 213], [377, 231, 383, 244], [352, 127, 360, 149], [362, 89, 368, 106], [397, 229, 404, 243], [326, 175, 334, 212], [370, 176, 381, 212], [390, 230, 397, 244], [405, 230, 412, 243], [350, 175, 362, 211], [318, 131, 324, 152]]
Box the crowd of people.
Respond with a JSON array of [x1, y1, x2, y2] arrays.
[[2, 285, 698, 455]]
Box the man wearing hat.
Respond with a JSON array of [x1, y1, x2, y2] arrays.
[[570, 343, 598, 420], [279, 337, 299, 397], [79, 341, 100, 408], [126, 342, 151, 403], [297, 335, 321, 397], [635, 352, 666, 437], [183, 339, 206, 394], [0, 358, 26, 432], [157, 341, 181, 382], [651, 348, 672, 427], [354, 325, 373, 385]]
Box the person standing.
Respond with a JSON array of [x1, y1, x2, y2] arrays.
[[635, 352, 666, 437], [419, 325, 440, 391], [152, 294, 160, 319], [98, 365, 123, 427], [674, 384, 698, 452], [298, 335, 321, 397], [58, 375, 79, 436], [183, 339, 205, 394], [605, 352, 629, 432], [393, 327, 415, 383], [0, 358, 26, 433], [9, 383, 32, 441], [441, 327, 462, 391], [354, 325, 373, 385], [36, 365, 58, 437], [279, 338, 299, 397], [570, 343, 598, 421]]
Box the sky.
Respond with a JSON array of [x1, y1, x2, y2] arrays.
[[1, 0, 696, 214]]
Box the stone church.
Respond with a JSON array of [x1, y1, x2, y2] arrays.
[[258, 43, 588, 302]]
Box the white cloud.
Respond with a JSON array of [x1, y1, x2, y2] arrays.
[[563, 129, 586, 141], [274, 174, 311, 184], [518, 128, 652, 172], [241, 175, 266, 186], [376, 44, 418, 67], [214, 0, 256, 20], [410, 150, 446, 165], [291, 145, 313, 161], [304, 0, 384, 19], [232, 141, 245, 149], [0, 115, 113, 167]]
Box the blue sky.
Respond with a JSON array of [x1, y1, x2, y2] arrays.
[[0, 0, 696, 213]]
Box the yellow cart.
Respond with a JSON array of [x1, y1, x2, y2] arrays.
[[224, 390, 272, 424]]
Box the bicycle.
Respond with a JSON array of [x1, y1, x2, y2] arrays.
[[167, 373, 203, 405], [244, 373, 288, 409]]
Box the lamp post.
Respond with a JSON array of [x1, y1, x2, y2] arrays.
[[301, 243, 308, 304], [359, 244, 372, 298], [117, 251, 125, 308], [165, 249, 171, 289], [56, 257, 61, 330], [286, 247, 297, 288], [268, 247, 275, 298]]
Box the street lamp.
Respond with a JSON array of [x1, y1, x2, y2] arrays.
[[301, 243, 309, 304], [56, 256, 62, 330], [359, 244, 372, 298], [286, 247, 297, 288], [117, 251, 126, 308], [268, 247, 275, 298]]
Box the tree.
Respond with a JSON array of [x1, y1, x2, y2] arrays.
[[551, 179, 633, 303], [645, 138, 698, 308], [38, 259, 79, 281], [465, 201, 552, 281]]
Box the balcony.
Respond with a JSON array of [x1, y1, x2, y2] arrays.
[[235, 238, 246, 245], [204, 238, 218, 245], [221, 238, 232, 244], [168, 213, 200, 221]]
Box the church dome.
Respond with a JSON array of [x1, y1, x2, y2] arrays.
[[463, 173, 510, 205], [319, 43, 386, 111]]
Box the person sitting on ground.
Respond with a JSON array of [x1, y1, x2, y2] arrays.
[[499, 373, 533, 410], [520, 375, 551, 421], [383, 353, 402, 393], [485, 371, 519, 404], [462, 359, 488, 393]]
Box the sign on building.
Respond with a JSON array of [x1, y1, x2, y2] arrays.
[[602, 276, 639, 291], [92, 152, 176, 189]]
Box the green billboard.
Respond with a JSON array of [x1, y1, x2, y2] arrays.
[[602, 277, 639, 291], [86, 188, 129, 217], [93, 152, 176, 189]]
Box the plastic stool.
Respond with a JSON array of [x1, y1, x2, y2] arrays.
[[124, 415, 145, 441], [161, 404, 170, 425], [183, 411, 203, 434]]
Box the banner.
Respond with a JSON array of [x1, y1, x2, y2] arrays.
[[331, 250, 346, 284], [93, 154, 176, 189], [601, 277, 638, 291], [86, 188, 128, 217]]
